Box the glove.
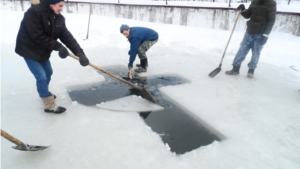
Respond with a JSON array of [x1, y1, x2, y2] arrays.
[[56, 45, 69, 59], [260, 35, 268, 45], [237, 4, 245, 11], [77, 53, 89, 66]]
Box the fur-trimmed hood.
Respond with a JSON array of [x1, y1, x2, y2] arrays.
[[30, 0, 40, 5], [29, 0, 48, 12]]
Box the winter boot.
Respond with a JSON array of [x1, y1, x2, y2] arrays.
[[135, 59, 148, 73], [136, 59, 148, 68], [225, 66, 240, 75], [134, 67, 147, 73], [247, 69, 255, 78], [136, 63, 143, 67], [42, 95, 66, 114]]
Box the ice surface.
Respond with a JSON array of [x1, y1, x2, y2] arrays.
[[1, 3, 300, 169], [96, 95, 164, 112]]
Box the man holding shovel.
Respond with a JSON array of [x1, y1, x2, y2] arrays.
[[15, 0, 89, 114], [225, 0, 276, 78], [120, 24, 158, 77]]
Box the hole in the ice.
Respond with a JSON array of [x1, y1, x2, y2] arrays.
[[67, 65, 224, 155]]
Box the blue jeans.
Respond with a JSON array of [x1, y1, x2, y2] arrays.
[[24, 58, 53, 98], [233, 32, 264, 69]]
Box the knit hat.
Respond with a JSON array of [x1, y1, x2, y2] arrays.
[[120, 24, 130, 33], [44, 0, 64, 5]]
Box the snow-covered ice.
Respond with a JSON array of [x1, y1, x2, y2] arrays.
[[96, 95, 164, 112]]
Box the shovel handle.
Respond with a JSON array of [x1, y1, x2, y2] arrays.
[[129, 67, 133, 79], [219, 10, 241, 65], [85, 3, 92, 40], [1, 129, 27, 148], [68, 53, 141, 90]]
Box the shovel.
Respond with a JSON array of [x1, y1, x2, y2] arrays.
[[122, 67, 143, 83], [1, 129, 50, 151], [69, 53, 156, 103], [83, 3, 92, 40], [122, 77, 143, 84], [208, 11, 241, 78]]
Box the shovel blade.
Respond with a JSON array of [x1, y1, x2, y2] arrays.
[[12, 144, 50, 151], [140, 89, 156, 103], [208, 68, 221, 78], [122, 77, 142, 84]]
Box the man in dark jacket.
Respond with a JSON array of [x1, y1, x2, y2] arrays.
[[225, 0, 276, 78], [15, 0, 89, 114], [120, 24, 158, 76]]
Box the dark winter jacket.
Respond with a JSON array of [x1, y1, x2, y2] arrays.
[[241, 0, 277, 35], [128, 27, 158, 65], [15, 0, 83, 63]]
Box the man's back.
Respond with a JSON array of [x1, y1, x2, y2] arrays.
[[241, 0, 277, 34], [128, 27, 158, 44]]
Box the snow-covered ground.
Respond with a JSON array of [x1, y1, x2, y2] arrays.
[[1, 4, 300, 169]]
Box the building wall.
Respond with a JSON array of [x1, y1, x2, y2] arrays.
[[2, 0, 299, 36]]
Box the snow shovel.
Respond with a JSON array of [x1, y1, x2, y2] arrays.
[[208, 11, 241, 78], [1, 129, 50, 151], [69, 53, 156, 103], [122, 77, 143, 83]]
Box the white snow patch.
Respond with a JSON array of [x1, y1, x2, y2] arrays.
[[96, 95, 164, 112]]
